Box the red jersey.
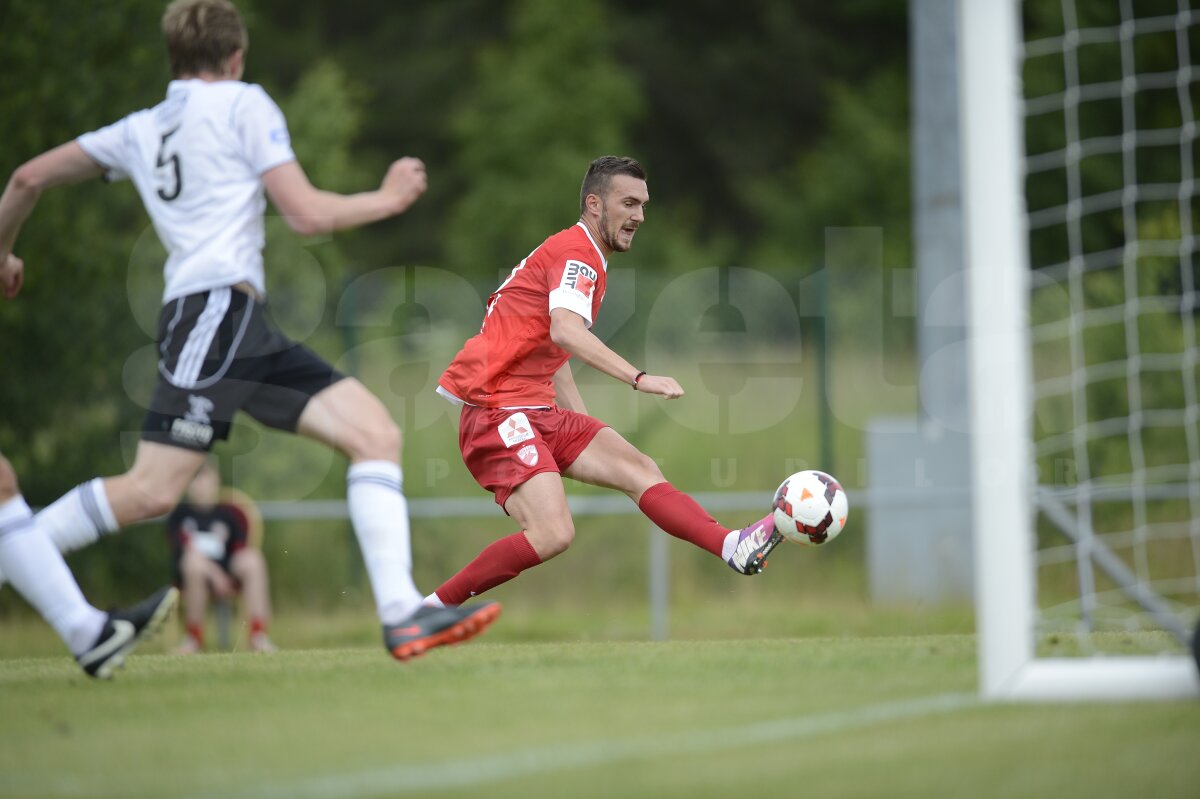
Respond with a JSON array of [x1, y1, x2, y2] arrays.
[[439, 222, 608, 408]]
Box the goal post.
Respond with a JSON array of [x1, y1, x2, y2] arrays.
[[960, 0, 1037, 700], [960, 0, 1199, 701]]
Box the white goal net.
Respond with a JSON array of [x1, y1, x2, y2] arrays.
[[962, 0, 1200, 700]]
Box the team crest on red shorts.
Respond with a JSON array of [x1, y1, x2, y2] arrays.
[[517, 444, 539, 466]]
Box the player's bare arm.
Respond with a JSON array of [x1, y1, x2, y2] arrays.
[[548, 307, 684, 399], [551, 361, 587, 413], [261, 156, 427, 237], [0, 142, 105, 274]]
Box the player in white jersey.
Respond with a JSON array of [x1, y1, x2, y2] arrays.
[[0, 0, 498, 661]]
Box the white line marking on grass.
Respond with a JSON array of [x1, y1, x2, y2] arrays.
[[204, 692, 978, 799]]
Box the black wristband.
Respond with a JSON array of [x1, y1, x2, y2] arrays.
[[632, 370, 647, 389]]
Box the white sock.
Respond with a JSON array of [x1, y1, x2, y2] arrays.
[[720, 528, 742, 562], [0, 496, 106, 654], [36, 478, 119, 554], [423, 592, 445, 608], [346, 461, 422, 625]]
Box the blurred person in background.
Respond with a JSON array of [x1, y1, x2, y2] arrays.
[[427, 156, 781, 609], [167, 458, 274, 654], [0, 0, 498, 661]]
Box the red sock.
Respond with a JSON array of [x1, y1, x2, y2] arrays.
[[638, 482, 730, 557], [435, 532, 542, 605], [248, 617, 267, 637], [185, 622, 205, 647]]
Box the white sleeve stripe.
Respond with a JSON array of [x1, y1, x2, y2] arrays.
[[547, 289, 593, 327]]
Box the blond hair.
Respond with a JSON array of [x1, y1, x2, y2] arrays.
[[162, 0, 248, 77]]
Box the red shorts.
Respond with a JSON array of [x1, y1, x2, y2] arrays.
[[458, 405, 607, 509]]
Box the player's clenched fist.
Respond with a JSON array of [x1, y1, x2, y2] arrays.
[[636, 374, 685, 399], [1, 253, 24, 300], [382, 157, 427, 214]]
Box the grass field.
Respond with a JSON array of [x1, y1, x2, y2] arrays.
[[1, 610, 1197, 799]]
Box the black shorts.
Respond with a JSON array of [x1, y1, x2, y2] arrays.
[[142, 287, 346, 451]]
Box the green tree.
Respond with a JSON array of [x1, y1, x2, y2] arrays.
[[0, 1, 168, 500], [445, 0, 642, 278]]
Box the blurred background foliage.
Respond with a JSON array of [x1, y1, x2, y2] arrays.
[[2, 0, 1190, 625], [0, 0, 910, 485], [0, 0, 913, 613]]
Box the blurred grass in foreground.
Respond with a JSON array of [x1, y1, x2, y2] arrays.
[[0, 636, 1195, 799]]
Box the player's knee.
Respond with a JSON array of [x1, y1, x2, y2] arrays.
[[370, 416, 403, 458], [345, 414, 402, 462], [118, 458, 194, 521], [149, 492, 182, 519], [129, 481, 185, 521], [179, 549, 208, 579], [633, 451, 665, 486], [535, 521, 575, 559], [233, 548, 266, 578]]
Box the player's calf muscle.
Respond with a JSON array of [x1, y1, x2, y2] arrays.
[[106, 474, 185, 524]]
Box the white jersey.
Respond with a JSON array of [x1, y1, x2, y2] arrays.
[[77, 79, 296, 303]]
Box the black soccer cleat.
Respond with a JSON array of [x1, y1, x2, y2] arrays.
[[383, 601, 501, 662], [76, 586, 179, 679], [726, 514, 784, 575]]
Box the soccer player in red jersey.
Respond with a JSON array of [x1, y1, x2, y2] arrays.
[[429, 156, 781, 608]]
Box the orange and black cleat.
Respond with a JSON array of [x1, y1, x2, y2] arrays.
[[383, 601, 501, 662]]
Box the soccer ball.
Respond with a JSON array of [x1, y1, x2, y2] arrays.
[[772, 470, 849, 546]]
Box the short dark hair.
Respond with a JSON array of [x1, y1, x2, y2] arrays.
[[162, 0, 248, 78], [579, 156, 646, 216]]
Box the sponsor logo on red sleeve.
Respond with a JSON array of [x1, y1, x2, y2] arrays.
[[563, 260, 599, 301]]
